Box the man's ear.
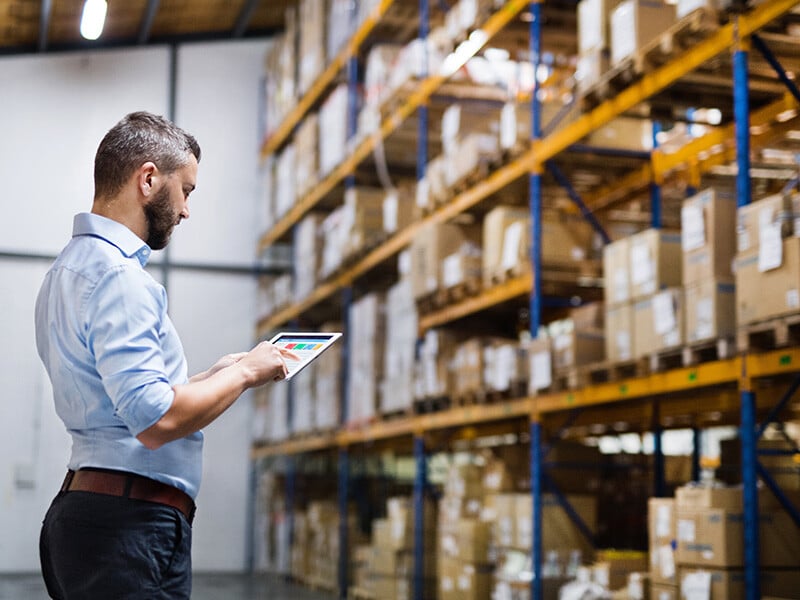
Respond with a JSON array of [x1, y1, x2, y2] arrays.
[[138, 162, 158, 198]]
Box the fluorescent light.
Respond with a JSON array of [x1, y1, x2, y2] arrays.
[[80, 0, 108, 41]]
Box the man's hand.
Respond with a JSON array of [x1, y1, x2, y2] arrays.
[[189, 352, 247, 383], [237, 341, 299, 387]]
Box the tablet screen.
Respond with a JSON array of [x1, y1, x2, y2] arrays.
[[269, 332, 342, 380]]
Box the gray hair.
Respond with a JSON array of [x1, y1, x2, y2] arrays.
[[94, 111, 201, 200]]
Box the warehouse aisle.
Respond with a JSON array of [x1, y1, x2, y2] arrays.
[[0, 573, 336, 599]]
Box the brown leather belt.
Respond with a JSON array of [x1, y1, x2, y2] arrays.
[[61, 469, 195, 524]]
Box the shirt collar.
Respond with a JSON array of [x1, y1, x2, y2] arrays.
[[72, 212, 153, 267]]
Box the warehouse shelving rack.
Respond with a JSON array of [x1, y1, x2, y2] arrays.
[[254, 1, 800, 599]]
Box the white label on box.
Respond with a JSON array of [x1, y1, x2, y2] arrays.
[[656, 504, 672, 538], [653, 291, 676, 335], [681, 570, 712, 600], [500, 102, 517, 150], [457, 574, 471, 591], [682, 204, 706, 251], [578, 0, 603, 53], [416, 177, 430, 208], [383, 190, 398, 233], [628, 574, 644, 600], [663, 329, 680, 347], [616, 331, 631, 360], [611, 0, 636, 64], [658, 544, 676, 579], [443, 253, 464, 288], [758, 221, 783, 272], [502, 221, 525, 270], [613, 267, 629, 302], [695, 297, 713, 340], [737, 228, 750, 253], [531, 350, 552, 390], [442, 105, 461, 155], [554, 333, 570, 352], [441, 576, 454, 592], [677, 519, 695, 542], [630, 241, 654, 286], [788, 289, 800, 309]]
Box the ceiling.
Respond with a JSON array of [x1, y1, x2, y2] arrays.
[[0, 0, 294, 54]]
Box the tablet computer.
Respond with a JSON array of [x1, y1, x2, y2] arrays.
[[269, 331, 343, 380]]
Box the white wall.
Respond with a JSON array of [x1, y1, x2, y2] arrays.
[[0, 39, 269, 573]]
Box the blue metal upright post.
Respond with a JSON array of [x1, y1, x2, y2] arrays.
[[692, 428, 702, 482], [734, 28, 758, 600], [653, 401, 665, 497], [338, 448, 349, 599], [529, 4, 543, 598], [413, 435, 427, 600], [650, 121, 662, 229]]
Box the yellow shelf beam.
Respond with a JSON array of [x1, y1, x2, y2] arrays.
[[257, 0, 529, 251], [531, 0, 800, 169], [746, 347, 800, 379], [259, 0, 396, 159]]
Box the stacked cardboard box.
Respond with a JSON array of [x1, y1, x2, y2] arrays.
[[319, 84, 350, 177], [735, 193, 800, 326], [648, 497, 678, 595], [341, 187, 386, 261], [549, 316, 605, 372], [293, 213, 323, 300], [382, 186, 415, 236], [346, 293, 385, 425], [290, 363, 316, 435], [297, 0, 326, 95], [274, 143, 297, 219], [603, 236, 634, 362], [256, 274, 293, 323], [381, 278, 418, 414], [682, 188, 736, 345], [575, 0, 617, 92], [483, 338, 524, 395], [251, 380, 289, 443], [409, 221, 482, 301], [315, 323, 342, 431], [450, 338, 485, 399], [415, 329, 461, 401], [482, 206, 530, 286], [262, 7, 296, 140], [629, 229, 683, 358], [326, 0, 352, 60], [526, 334, 554, 394], [609, 0, 676, 66], [670, 484, 800, 599], [362, 497, 437, 600], [294, 113, 319, 201]]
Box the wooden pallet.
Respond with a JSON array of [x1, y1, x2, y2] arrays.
[[582, 358, 650, 384], [682, 337, 736, 366], [488, 264, 529, 286], [553, 367, 584, 391], [413, 395, 451, 414], [442, 276, 482, 303], [645, 346, 686, 373], [578, 7, 722, 109], [737, 314, 800, 352]]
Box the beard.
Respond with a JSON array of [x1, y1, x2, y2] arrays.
[[144, 184, 178, 250]]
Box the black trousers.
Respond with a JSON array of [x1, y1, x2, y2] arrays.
[[40, 490, 192, 599]]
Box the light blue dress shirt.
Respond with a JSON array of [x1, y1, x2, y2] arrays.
[[35, 213, 202, 499]]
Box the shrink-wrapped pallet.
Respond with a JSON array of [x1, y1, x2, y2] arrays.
[[341, 187, 385, 261], [381, 279, 418, 414], [290, 363, 315, 434], [319, 84, 350, 176], [274, 143, 296, 219], [293, 213, 323, 300], [294, 113, 319, 200], [298, 0, 326, 95]]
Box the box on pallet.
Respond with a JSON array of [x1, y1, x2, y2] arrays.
[[605, 302, 634, 362], [683, 279, 735, 345], [736, 192, 794, 254], [650, 582, 678, 600], [483, 205, 530, 286], [294, 113, 319, 200], [319, 84, 350, 176], [439, 557, 493, 600], [290, 364, 315, 434], [578, 0, 622, 53], [629, 228, 682, 301], [346, 293, 385, 424], [735, 237, 800, 325], [416, 329, 461, 400], [410, 221, 482, 300], [610, 0, 677, 66], [293, 213, 323, 299], [341, 187, 386, 260], [682, 188, 737, 286], [297, 0, 326, 95], [526, 334, 553, 393], [383, 186, 415, 235], [381, 279, 417, 415], [274, 144, 297, 219], [680, 568, 800, 600], [603, 236, 631, 306], [439, 519, 491, 563], [451, 338, 484, 397], [483, 338, 523, 393], [592, 550, 648, 591], [550, 319, 605, 370], [633, 288, 683, 357], [587, 116, 654, 152], [648, 498, 677, 586]]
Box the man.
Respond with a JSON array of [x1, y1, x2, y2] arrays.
[[35, 111, 297, 599]]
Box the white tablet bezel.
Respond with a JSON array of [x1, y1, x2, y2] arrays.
[[269, 331, 343, 380]]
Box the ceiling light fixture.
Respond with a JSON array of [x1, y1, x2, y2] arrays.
[[80, 0, 108, 41]]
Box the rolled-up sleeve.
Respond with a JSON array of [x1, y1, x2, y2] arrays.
[[85, 265, 174, 436]]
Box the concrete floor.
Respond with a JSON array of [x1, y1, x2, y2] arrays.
[[0, 572, 336, 600]]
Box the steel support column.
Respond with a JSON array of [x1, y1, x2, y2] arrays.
[[653, 401, 665, 497], [692, 428, 702, 482], [650, 121, 662, 228], [530, 419, 543, 600], [338, 449, 349, 599]]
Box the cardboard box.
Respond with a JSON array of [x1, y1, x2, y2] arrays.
[[297, 0, 326, 94], [526, 335, 554, 392], [515, 494, 597, 557], [346, 292, 385, 424], [604, 236, 631, 306], [571, 301, 606, 330], [610, 0, 677, 65], [483, 206, 530, 286], [578, 0, 621, 53], [383, 186, 415, 234], [633, 289, 683, 357], [605, 302, 634, 362], [294, 113, 319, 199], [735, 237, 800, 325], [679, 568, 800, 600], [587, 116, 654, 153], [650, 582, 678, 600], [438, 557, 492, 600], [629, 229, 683, 301], [575, 46, 612, 93], [410, 221, 482, 300], [676, 507, 800, 568], [648, 498, 677, 585], [593, 550, 648, 591], [682, 188, 737, 286], [736, 193, 793, 254], [442, 519, 490, 564], [550, 321, 605, 369], [683, 279, 736, 344]]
